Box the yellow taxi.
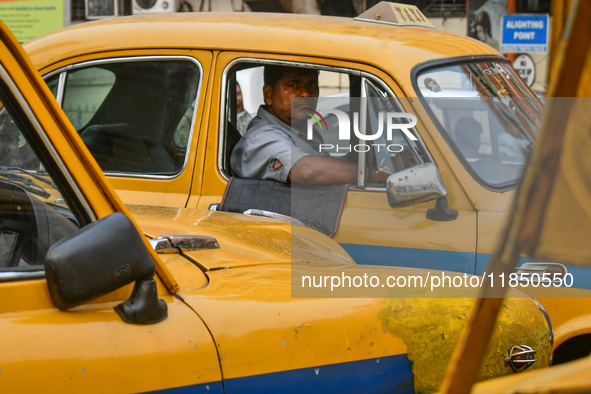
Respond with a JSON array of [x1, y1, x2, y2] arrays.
[[0, 17, 554, 393], [22, 3, 585, 363]]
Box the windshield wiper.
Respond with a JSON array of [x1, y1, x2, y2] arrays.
[[0, 167, 52, 199]]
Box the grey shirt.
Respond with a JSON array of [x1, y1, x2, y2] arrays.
[[230, 106, 328, 182]]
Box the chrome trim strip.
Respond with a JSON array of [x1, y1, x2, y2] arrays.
[[55, 72, 66, 106], [42, 55, 205, 180], [361, 186, 387, 192], [0, 64, 96, 222], [357, 76, 368, 186], [243, 209, 305, 227], [217, 57, 434, 182], [150, 235, 220, 253], [149, 237, 179, 254], [42, 67, 63, 81], [0, 270, 45, 282], [165, 234, 220, 251]]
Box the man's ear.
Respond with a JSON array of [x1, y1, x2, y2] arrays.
[[263, 84, 273, 106]]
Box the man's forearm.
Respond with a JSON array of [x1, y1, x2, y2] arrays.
[[288, 155, 357, 184]]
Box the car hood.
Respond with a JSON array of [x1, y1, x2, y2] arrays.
[[128, 204, 355, 270]]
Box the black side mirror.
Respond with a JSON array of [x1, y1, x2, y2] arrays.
[[44, 212, 167, 324]]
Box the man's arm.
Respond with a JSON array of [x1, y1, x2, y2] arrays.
[[288, 155, 384, 185]]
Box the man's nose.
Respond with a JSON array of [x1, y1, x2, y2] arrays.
[[298, 87, 312, 97]]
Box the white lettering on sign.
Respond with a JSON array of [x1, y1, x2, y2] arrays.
[[514, 31, 536, 40], [506, 20, 544, 29]]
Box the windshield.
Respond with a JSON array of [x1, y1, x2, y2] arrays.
[[0, 101, 78, 272], [416, 60, 543, 187], [0, 106, 59, 200]]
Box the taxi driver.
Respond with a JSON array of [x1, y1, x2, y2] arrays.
[[231, 65, 381, 185]]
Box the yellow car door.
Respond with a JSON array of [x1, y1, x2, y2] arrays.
[[197, 52, 478, 272], [0, 22, 222, 392]]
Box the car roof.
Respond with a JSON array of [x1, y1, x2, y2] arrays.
[[25, 12, 499, 87]]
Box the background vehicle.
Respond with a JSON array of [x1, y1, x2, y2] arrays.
[[438, 1, 591, 392], [23, 6, 590, 361]]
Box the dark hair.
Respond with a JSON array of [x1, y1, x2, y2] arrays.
[[474, 11, 492, 36], [264, 65, 318, 88]]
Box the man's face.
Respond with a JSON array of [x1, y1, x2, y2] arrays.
[[263, 71, 319, 126]]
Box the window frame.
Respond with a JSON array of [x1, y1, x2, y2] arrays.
[[218, 57, 433, 191], [43, 55, 205, 180]]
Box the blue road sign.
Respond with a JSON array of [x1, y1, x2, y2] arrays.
[[501, 14, 549, 53]]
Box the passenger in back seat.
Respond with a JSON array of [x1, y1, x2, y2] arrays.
[[235, 82, 253, 135]]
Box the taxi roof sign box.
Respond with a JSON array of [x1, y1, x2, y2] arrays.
[[355, 1, 434, 29]]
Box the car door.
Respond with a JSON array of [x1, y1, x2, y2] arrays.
[[0, 22, 222, 392], [42, 50, 212, 208], [197, 52, 477, 273], [335, 78, 477, 272]]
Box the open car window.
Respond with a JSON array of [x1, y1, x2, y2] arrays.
[[221, 61, 432, 188]]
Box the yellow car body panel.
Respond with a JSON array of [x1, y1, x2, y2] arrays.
[[471, 355, 591, 394], [177, 262, 551, 393], [25, 13, 493, 78], [0, 278, 222, 392], [335, 190, 477, 252], [20, 11, 587, 363]]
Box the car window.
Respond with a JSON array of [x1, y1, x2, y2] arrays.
[[416, 61, 542, 187], [0, 96, 78, 274], [221, 61, 432, 188], [221, 63, 358, 178], [46, 58, 202, 176]]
